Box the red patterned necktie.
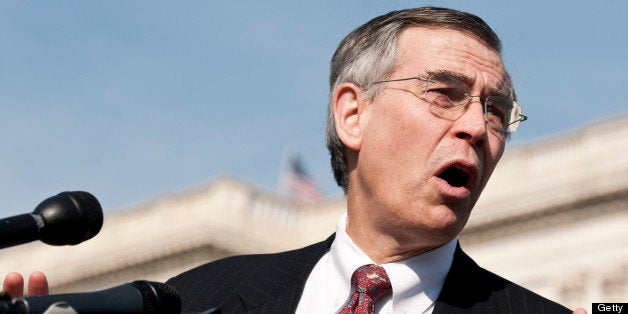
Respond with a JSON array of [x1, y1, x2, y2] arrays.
[[340, 264, 392, 314]]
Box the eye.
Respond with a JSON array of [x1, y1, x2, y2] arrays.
[[429, 87, 467, 101], [486, 102, 505, 121], [425, 80, 469, 108], [485, 96, 512, 127]]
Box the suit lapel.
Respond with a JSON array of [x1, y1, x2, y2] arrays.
[[236, 235, 335, 313], [433, 243, 505, 313], [433, 243, 571, 314]]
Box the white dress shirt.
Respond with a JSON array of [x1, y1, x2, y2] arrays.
[[296, 212, 456, 314]]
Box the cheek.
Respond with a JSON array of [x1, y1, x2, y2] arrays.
[[366, 106, 434, 158], [362, 110, 446, 189], [481, 139, 505, 183], [489, 138, 505, 164]]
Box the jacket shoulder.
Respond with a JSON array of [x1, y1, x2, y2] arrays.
[[167, 236, 333, 313], [435, 245, 572, 314]]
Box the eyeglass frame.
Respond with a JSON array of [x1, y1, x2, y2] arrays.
[[370, 75, 528, 133]]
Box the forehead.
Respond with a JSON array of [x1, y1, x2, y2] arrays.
[[395, 27, 507, 90]]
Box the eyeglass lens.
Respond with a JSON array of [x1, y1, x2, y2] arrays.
[[424, 75, 523, 132]]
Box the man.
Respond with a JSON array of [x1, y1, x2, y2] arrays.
[[166, 7, 582, 313], [4, 7, 586, 314]]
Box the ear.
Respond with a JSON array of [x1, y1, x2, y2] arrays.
[[332, 83, 364, 151]]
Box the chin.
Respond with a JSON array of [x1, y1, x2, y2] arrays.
[[421, 205, 469, 238]]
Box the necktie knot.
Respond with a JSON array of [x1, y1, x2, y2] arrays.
[[341, 264, 392, 314], [352, 264, 391, 300]]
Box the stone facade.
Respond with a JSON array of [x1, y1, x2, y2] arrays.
[[1, 114, 626, 312]]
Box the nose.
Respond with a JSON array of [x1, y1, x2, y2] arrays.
[[451, 98, 488, 146]]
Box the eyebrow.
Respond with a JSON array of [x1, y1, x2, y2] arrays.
[[425, 70, 475, 86], [425, 69, 511, 98]]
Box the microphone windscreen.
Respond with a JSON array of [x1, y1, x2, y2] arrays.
[[36, 191, 104, 246], [132, 281, 182, 314], [66, 191, 103, 241]]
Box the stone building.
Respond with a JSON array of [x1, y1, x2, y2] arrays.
[[1, 114, 626, 313]]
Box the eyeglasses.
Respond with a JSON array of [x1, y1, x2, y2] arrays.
[[372, 74, 528, 133]]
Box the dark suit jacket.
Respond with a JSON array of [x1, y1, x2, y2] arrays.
[[168, 235, 571, 313]]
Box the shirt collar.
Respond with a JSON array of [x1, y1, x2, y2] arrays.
[[331, 211, 456, 313]]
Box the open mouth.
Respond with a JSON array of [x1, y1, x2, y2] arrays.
[[437, 165, 471, 188]]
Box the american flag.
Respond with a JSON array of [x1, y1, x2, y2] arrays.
[[284, 155, 322, 205]]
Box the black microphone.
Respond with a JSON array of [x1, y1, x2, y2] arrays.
[[0, 280, 181, 314], [0, 191, 103, 250]]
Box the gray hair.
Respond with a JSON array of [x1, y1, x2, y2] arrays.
[[325, 7, 513, 194]]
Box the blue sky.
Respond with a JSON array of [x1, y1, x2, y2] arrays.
[[1, 1, 626, 216]]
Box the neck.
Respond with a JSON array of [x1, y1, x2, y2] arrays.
[[344, 213, 450, 264]]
